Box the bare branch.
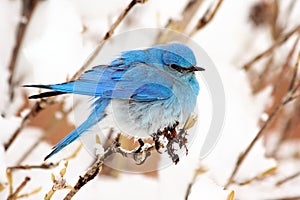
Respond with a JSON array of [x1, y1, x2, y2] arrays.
[[236, 166, 277, 186], [7, 177, 31, 200], [15, 103, 78, 165], [224, 98, 283, 189], [7, 0, 40, 102], [276, 170, 300, 186], [225, 50, 300, 189], [156, 0, 205, 44], [45, 161, 72, 200], [288, 51, 300, 92], [8, 144, 82, 171], [244, 25, 300, 71], [8, 163, 58, 171], [16, 187, 41, 199], [189, 0, 224, 36], [63, 135, 121, 200], [185, 165, 207, 200], [269, 196, 300, 200], [71, 0, 147, 80], [4, 99, 55, 151]]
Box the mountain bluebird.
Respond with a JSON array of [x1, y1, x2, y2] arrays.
[[25, 43, 204, 160]]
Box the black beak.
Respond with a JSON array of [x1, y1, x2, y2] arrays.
[[193, 66, 205, 71]]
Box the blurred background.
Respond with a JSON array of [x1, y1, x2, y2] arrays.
[[1, 0, 300, 199]]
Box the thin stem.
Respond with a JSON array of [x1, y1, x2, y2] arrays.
[[243, 25, 300, 71], [63, 135, 120, 200], [156, 0, 205, 44], [189, 0, 224, 36], [4, 99, 52, 151], [71, 0, 147, 81], [225, 51, 300, 189], [8, 163, 58, 171], [8, 177, 31, 200], [276, 171, 300, 186], [224, 101, 283, 189], [7, 0, 39, 102], [184, 165, 207, 200]]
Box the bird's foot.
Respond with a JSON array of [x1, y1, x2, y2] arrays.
[[151, 131, 164, 154], [133, 139, 151, 165], [177, 129, 189, 156], [150, 122, 189, 165]]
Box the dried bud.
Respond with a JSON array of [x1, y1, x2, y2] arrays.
[[249, 0, 277, 27]]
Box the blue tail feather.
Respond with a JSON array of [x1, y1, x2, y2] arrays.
[[23, 84, 53, 90], [44, 98, 110, 160], [44, 119, 92, 160], [24, 83, 75, 93]]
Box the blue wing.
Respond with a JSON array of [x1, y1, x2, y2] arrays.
[[25, 62, 175, 102], [130, 83, 173, 101]]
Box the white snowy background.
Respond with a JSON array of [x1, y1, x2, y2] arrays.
[[0, 0, 300, 199]]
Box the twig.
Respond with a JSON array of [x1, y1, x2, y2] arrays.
[[16, 187, 41, 199], [270, 0, 280, 40], [156, 0, 205, 44], [4, 145, 81, 199], [7, 0, 40, 102], [278, 0, 298, 39], [45, 161, 72, 200], [224, 101, 282, 188], [288, 51, 300, 92], [5, 0, 147, 152], [189, 0, 224, 36], [7, 169, 13, 196], [243, 25, 300, 71], [7, 176, 31, 200], [269, 197, 300, 200], [16, 102, 78, 164], [8, 143, 82, 172], [276, 170, 300, 186], [237, 166, 277, 186], [224, 52, 300, 189], [270, 51, 300, 155], [252, 54, 275, 93], [184, 165, 207, 200], [4, 99, 55, 151], [71, 0, 147, 80], [63, 135, 121, 200], [63, 129, 187, 199], [267, 43, 300, 156], [8, 163, 58, 171]]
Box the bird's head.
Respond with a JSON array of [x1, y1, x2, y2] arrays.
[[156, 43, 205, 73], [114, 43, 204, 73]]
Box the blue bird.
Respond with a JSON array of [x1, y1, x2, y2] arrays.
[[25, 43, 204, 160]]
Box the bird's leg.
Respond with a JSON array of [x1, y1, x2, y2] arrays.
[[133, 139, 151, 165], [151, 129, 164, 154], [168, 121, 179, 138], [166, 139, 180, 164], [151, 121, 189, 164], [177, 129, 189, 156], [171, 122, 188, 155], [165, 121, 190, 164], [135, 138, 144, 153], [164, 121, 181, 164]]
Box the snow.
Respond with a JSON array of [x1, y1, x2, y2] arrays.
[[1, 0, 299, 199], [189, 174, 233, 200]]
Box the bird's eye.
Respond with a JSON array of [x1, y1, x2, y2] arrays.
[[169, 64, 195, 73], [169, 64, 184, 72]]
